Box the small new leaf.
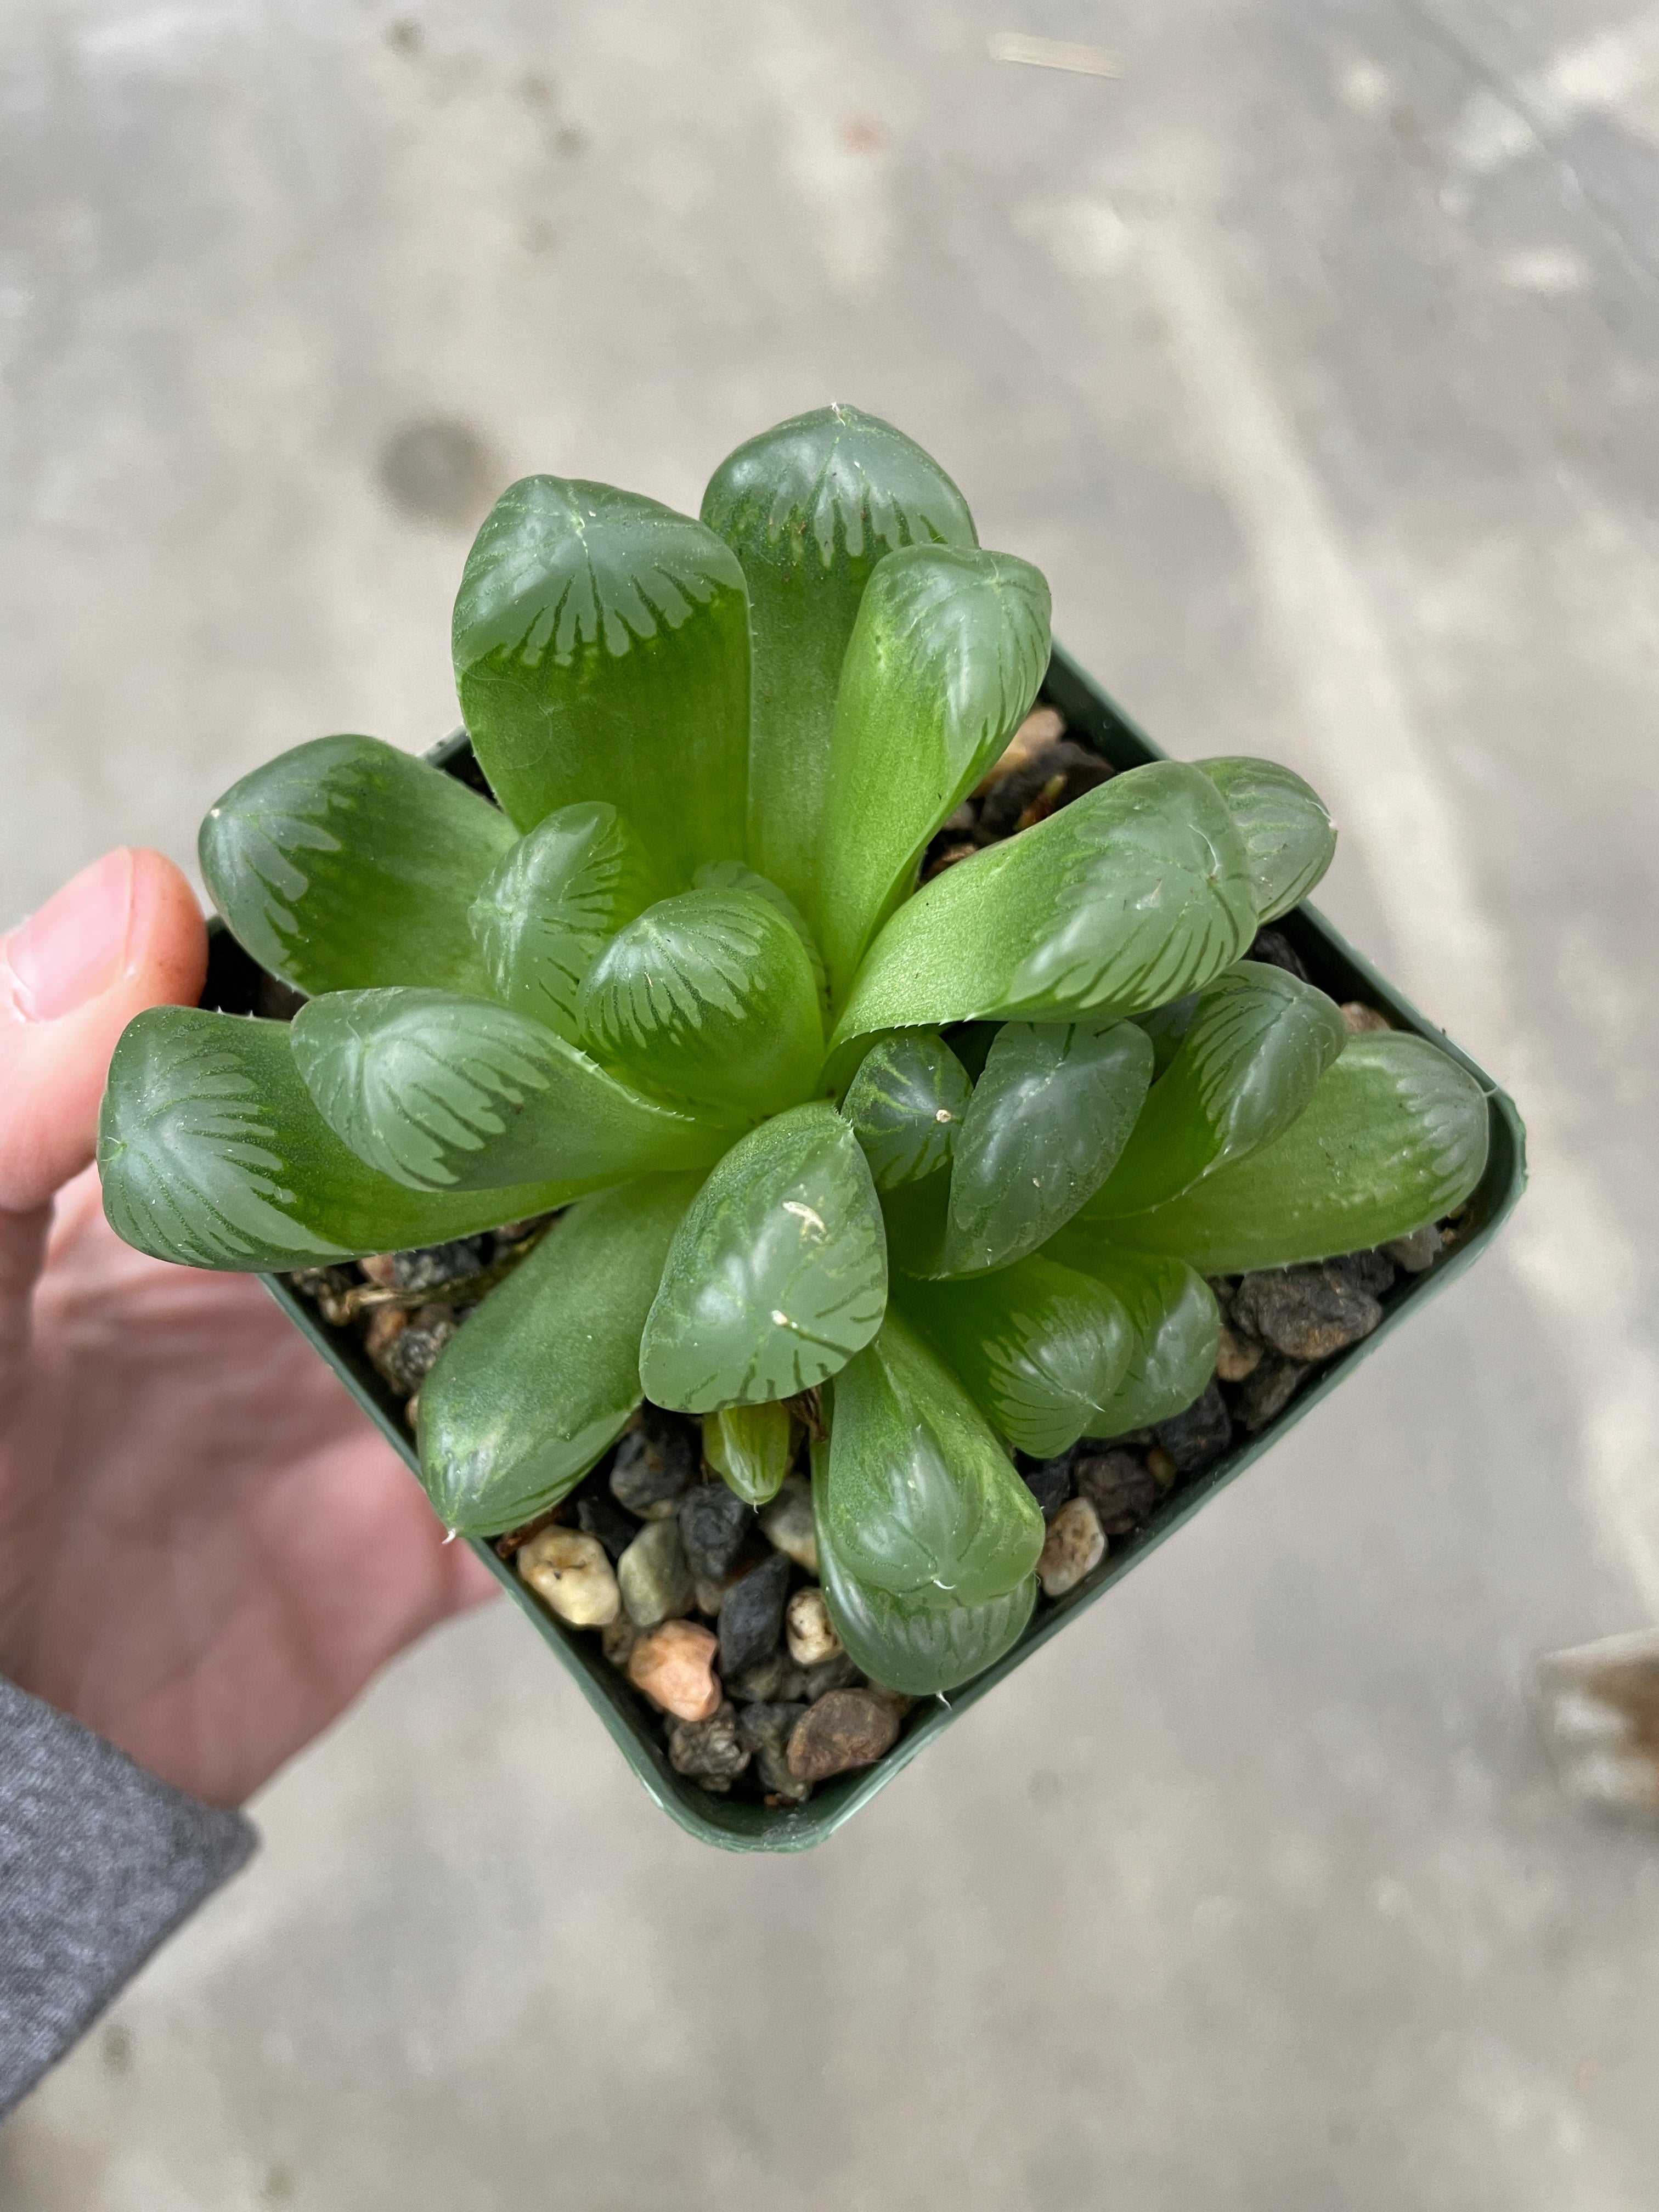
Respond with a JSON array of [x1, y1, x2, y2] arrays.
[[199, 735, 516, 998], [639, 1104, 888, 1412], [841, 1030, 972, 1192], [703, 1402, 795, 1506], [289, 989, 724, 1193], [579, 888, 825, 1122], [469, 801, 664, 1037]]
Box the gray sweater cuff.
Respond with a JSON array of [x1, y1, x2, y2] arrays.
[[0, 1676, 257, 2119]]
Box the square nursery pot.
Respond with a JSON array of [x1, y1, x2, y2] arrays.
[[204, 645, 1527, 1853]]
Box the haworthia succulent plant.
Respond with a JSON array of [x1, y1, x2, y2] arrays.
[[98, 403, 1489, 1696]]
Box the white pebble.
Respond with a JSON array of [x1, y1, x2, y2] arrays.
[[517, 1527, 620, 1628]]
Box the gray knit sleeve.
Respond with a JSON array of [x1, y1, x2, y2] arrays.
[[0, 1676, 257, 2119]]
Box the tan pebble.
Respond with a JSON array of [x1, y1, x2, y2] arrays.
[[364, 1305, 408, 1357], [1214, 1322, 1262, 1383], [517, 1527, 620, 1628], [787, 1689, 901, 1781], [359, 1254, 399, 1287], [628, 1620, 721, 1721], [786, 1586, 842, 1667], [403, 1393, 420, 1432], [1341, 1001, 1392, 1035], [1037, 1496, 1105, 1598], [759, 1475, 817, 1572], [975, 704, 1065, 793], [1147, 1446, 1178, 1490]]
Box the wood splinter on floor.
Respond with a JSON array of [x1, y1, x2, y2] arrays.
[[1532, 1630, 1659, 1814], [987, 32, 1121, 78]]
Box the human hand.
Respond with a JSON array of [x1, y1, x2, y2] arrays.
[[0, 849, 495, 1808]]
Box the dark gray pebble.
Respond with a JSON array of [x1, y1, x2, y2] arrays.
[[1239, 1356, 1310, 1433], [718, 1550, 792, 1679], [369, 1306, 458, 1396], [1232, 1263, 1384, 1363], [679, 1483, 752, 1582], [666, 1700, 751, 1785], [1154, 1382, 1233, 1474], [726, 1648, 808, 1704], [736, 1701, 812, 1804], [801, 1650, 863, 1702], [978, 740, 1113, 840], [1246, 929, 1310, 981], [574, 1485, 640, 1562], [1330, 1249, 1396, 1299], [390, 1238, 489, 1291], [611, 1410, 698, 1520], [1073, 1449, 1162, 1535], [1022, 1457, 1074, 1521]]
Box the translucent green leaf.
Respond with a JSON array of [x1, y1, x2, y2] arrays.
[[1103, 1032, 1490, 1271], [1194, 757, 1335, 923], [98, 1008, 580, 1271], [453, 477, 749, 878], [701, 404, 977, 915], [703, 1402, 795, 1506], [841, 1030, 972, 1192], [639, 1104, 887, 1412], [469, 802, 664, 1038], [815, 1469, 1037, 1695], [820, 1311, 1044, 1606], [899, 1257, 1133, 1458], [692, 860, 828, 1006], [579, 889, 824, 1122], [199, 735, 516, 998], [814, 545, 1051, 1002], [1086, 963, 1348, 1218], [829, 761, 1256, 1062], [289, 989, 726, 1193], [938, 1018, 1154, 1275], [1041, 1238, 1221, 1433], [417, 1176, 701, 1534], [1135, 991, 1200, 1078]]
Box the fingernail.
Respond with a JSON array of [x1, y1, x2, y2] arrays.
[[7, 850, 138, 1022]]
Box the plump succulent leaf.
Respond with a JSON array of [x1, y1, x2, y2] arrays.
[[701, 404, 978, 915], [1040, 1238, 1222, 1434], [936, 1018, 1154, 1275], [814, 545, 1051, 1001], [638, 1104, 887, 1412], [1104, 1032, 1489, 1271], [820, 1311, 1045, 1606], [692, 861, 828, 1005], [841, 1030, 972, 1192], [1086, 964, 1348, 1219], [899, 1256, 1133, 1458], [289, 989, 725, 1193], [1196, 756, 1336, 923], [199, 735, 516, 998], [703, 1402, 795, 1506], [453, 478, 749, 878], [814, 1466, 1038, 1695], [417, 1176, 701, 1534], [579, 888, 824, 1122], [1135, 990, 1200, 1077], [469, 802, 664, 1037], [828, 762, 1256, 1062], [98, 1008, 577, 1270]]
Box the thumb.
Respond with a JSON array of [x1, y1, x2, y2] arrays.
[[0, 848, 207, 1217]]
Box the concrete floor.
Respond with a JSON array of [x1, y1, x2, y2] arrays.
[[4, 0, 1659, 2203]]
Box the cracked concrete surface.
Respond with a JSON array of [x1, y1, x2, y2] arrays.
[[3, 2, 1659, 2205]]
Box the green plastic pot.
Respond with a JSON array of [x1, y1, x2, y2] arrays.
[[205, 645, 1526, 1853]]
